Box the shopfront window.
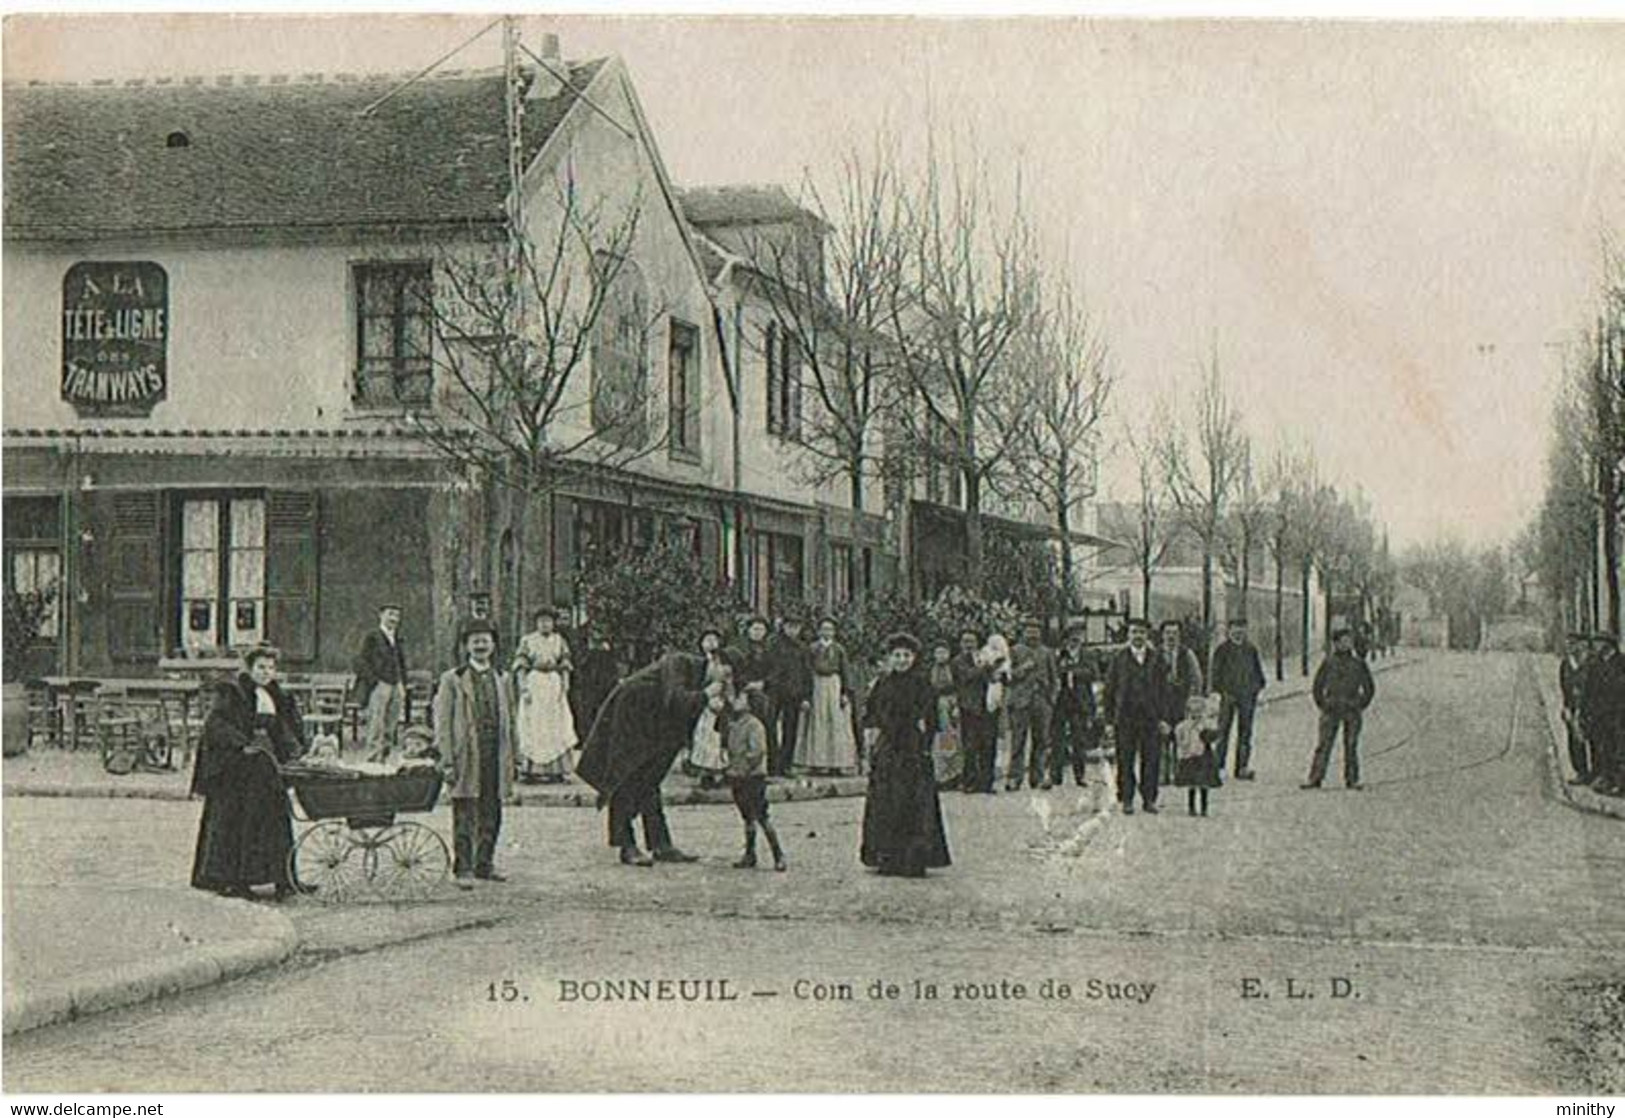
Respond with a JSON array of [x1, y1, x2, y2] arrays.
[[178, 495, 266, 654], [4, 497, 63, 642]]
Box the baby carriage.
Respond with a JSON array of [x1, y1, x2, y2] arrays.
[[279, 756, 450, 903]]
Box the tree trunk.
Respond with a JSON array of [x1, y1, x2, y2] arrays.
[[1201, 548, 1214, 633], [849, 464, 864, 513], [1602, 464, 1621, 637], [1058, 501, 1075, 629], [1300, 558, 1313, 677], [964, 468, 984, 590], [1274, 547, 1286, 682], [1142, 566, 1153, 619]]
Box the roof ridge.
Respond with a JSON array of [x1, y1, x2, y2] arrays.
[[4, 61, 598, 91]]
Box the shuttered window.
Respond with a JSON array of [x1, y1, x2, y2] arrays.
[[109, 492, 163, 661]]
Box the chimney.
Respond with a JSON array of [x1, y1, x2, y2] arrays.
[[526, 33, 565, 100]]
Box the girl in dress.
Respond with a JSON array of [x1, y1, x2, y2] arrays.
[[859, 632, 951, 878], [979, 632, 1013, 786], [927, 641, 962, 789], [686, 627, 731, 788], [795, 617, 858, 775], [512, 607, 577, 784], [1173, 693, 1222, 816]]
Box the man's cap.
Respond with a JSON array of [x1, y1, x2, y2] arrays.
[[1331, 626, 1352, 640], [378, 603, 402, 613]]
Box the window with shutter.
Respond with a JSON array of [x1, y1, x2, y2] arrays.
[[265, 492, 319, 661], [109, 492, 163, 661]]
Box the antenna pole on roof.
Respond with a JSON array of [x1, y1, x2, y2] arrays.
[[504, 16, 530, 373], [355, 16, 503, 119]]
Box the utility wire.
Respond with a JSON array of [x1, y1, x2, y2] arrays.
[[518, 42, 635, 140], [357, 17, 504, 118]]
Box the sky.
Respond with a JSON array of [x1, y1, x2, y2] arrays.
[[6, 10, 1624, 551]]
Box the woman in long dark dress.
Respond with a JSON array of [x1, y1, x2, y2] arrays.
[[190, 644, 307, 900], [859, 633, 951, 878]]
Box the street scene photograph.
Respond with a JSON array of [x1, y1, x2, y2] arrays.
[[1, 9, 1623, 1102]]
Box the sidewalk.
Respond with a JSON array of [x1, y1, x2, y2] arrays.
[[2, 747, 868, 806], [1528, 655, 1625, 821], [2, 883, 297, 1036]]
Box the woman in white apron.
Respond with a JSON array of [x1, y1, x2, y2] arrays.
[[512, 607, 577, 783], [795, 618, 858, 775], [686, 627, 731, 788]]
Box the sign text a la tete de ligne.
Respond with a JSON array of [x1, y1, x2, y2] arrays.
[[61, 261, 169, 417]]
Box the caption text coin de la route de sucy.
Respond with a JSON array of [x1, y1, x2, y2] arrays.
[[548, 974, 1362, 1006]]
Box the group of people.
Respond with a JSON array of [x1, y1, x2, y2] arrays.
[[1558, 630, 1625, 796], [186, 598, 1391, 900]]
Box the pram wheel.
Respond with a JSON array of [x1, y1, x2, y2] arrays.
[[371, 821, 451, 901], [291, 821, 367, 903]]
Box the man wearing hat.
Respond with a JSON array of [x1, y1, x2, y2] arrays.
[[355, 603, 409, 761], [577, 645, 735, 866], [1209, 617, 1267, 780], [1103, 618, 1173, 814], [434, 618, 518, 888], [1558, 631, 1595, 786], [1582, 632, 1624, 796], [1050, 622, 1099, 788], [1303, 627, 1376, 791], [1006, 617, 1060, 790]]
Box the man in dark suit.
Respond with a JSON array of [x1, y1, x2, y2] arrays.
[[1104, 618, 1172, 814], [951, 628, 996, 794], [1558, 631, 1594, 786], [1210, 617, 1267, 780], [1050, 623, 1098, 789], [766, 616, 814, 778], [1303, 628, 1376, 790], [1583, 633, 1624, 796], [354, 603, 408, 761], [1006, 617, 1061, 790]]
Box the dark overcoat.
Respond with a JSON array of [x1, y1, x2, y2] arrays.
[[576, 652, 709, 802], [190, 675, 305, 892]]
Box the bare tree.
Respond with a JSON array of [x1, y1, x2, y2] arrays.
[[1262, 443, 1306, 680], [998, 276, 1113, 611], [736, 137, 913, 510], [1159, 346, 1248, 633], [409, 174, 666, 629], [1221, 437, 1269, 611], [888, 141, 1042, 587], [1123, 417, 1177, 617]]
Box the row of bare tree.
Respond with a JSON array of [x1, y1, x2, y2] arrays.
[[1527, 248, 1625, 640], [1116, 357, 1395, 678]]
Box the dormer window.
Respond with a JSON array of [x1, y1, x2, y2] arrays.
[[165, 131, 191, 149]]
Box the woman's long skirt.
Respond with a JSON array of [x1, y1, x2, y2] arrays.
[[518, 669, 577, 777], [860, 737, 951, 873], [190, 751, 295, 892], [795, 673, 857, 773]]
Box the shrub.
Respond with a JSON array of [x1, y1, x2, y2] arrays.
[[573, 539, 742, 669], [2, 586, 56, 684]]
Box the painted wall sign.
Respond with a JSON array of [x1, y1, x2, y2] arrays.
[[61, 261, 169, 417]]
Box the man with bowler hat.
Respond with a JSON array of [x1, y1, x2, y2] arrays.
[[434, 618, 517, 889], [1104, 618, 1172, 814]]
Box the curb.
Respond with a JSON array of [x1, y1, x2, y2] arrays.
[[4, 775, 872, 807], [1528, 655, 1625, 822], [2, 916, 298, 1038]]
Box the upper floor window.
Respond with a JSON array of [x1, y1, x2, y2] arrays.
[[765, 321, 801, 438], [668, 319, 701, 461], [354, 262, 433, 408], [591, 255, 650, 447]]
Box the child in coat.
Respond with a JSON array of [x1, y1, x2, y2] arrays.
[[1173, 693, 1222, 816], [725, 690, 786, 871]]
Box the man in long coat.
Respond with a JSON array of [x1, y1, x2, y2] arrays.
[[1558, 631, 1594, 785], [577, 647, 736, 866], [1583, 633, 1625, 796], [434, 618, 518, 888], [1006, 617, 1060, 790]]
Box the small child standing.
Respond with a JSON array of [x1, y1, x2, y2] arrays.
[[724, 691, 786, 871], [1173, 693, 1222, 816]]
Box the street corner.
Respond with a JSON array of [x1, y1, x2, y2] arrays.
[[2, 883, 298, 1037]]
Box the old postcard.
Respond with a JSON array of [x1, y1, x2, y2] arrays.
[[2, 9, 1623, 1101]]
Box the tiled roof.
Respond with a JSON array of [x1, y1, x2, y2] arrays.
[[677, 184, 823, 229], [3, 62, 606, 239]]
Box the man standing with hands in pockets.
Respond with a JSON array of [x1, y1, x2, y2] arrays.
[[1209, 617, 1266, 781]]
